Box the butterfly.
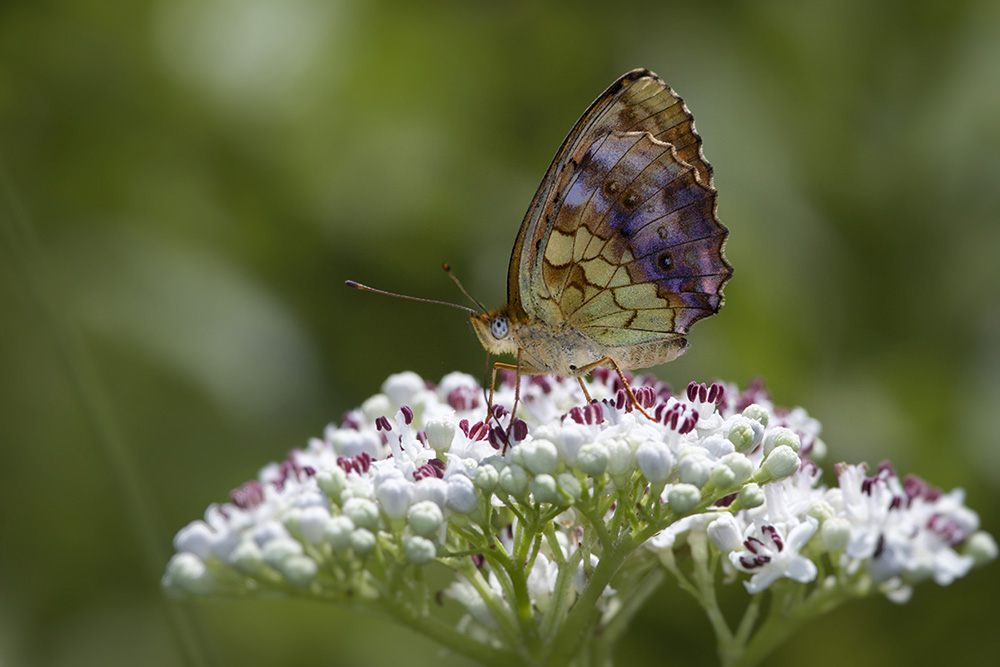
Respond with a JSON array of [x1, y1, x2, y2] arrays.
[[350, 69, 731, 421]]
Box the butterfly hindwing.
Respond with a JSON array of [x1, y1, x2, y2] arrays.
[[509, 70, 730, 351]]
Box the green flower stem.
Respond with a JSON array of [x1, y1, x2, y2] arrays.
[[367, 597, 520, 667], [540, 544, 585, 638], [736, 577, 867, 667], [600, 564, 666, 645], [543, 521, 656, 666]]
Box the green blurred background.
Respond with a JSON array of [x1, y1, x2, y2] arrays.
[[1, 0, 998, 665]]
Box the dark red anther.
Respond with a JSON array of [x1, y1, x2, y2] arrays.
[[614, 389, 627, 410], [230, 479, 265, 509], [708, 382, 725, 405], [415, 430, 427, 444], [678, 414, 697, 434], [873, 534, 886, 558], [468, 421, 489, 441], [498, 368, 518, 387], [375, 416, 392, 432], [342, 412, 361, 430], [687, 381, 700, 402], [447, 387, 480, 411], [568, 406, 585, 424], [862, 475, 877, 495], [492, 404, 509, 419], [512, 418, 528, 442], [488, 426, 505, 450], [633, 386, 656, 409], [400, 405, 414, 425], [585, 402, 603, 425], [458, 419, 470, 437], [530, 375, 552, 393], [714, 493, 737, 507], [762, 525, 782, 551]]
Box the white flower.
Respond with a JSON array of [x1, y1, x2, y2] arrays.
[[162, 367, 993, 645], [730, 517, 819, 593]]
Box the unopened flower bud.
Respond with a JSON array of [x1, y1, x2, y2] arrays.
[[316, 467, 348, 503], [403, 535, 437, 565], [735, 483, 765, 509], [520, 439, 559, 475], [636, 441, 674, 483], [262, 538, 303, 569], [707, 463, 736, 490], [763, 427, 801, 456], [821, 517, 851, 552], [557, 472, 582, 501], [425, 419, 456, 455], [530, 474, 561, 504], [755, 445, 801, 484], [343, 497, 379, 530], [413, 477, 447, 508], [230, 538, 264, 575], [376, 477, 413, 519], [741, 403, 769, 427], [499, 464, 529, 498], [720, 453, 753, 486], [407, 500, 444, 537], [446, 475, 478, 514], [281, 555, 318, 587], [163, 553, 216, 596], [707, 514, 743, 552], [577, 443, 608, 476], [605, 438, 634, 477], [966, 531, 999, 566], [678, 451, 710, 488], [475, 464, 500, 492], [324, 515, 355, 551], [727, 418, 762, 453], [382, 371, 424, 406], [174, 521, 214, 561], [292, 506, 331, 545], [361, 394, 391, 423], [668, 484, 701, 514], [351, 528, 376, 556]]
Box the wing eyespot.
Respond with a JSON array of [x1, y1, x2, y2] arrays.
[[657, 252, 673, 273], [621, 189, 640, 211]]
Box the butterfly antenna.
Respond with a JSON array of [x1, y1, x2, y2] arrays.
[[442, 263, 488, 313], [345, 280, 476, 314]]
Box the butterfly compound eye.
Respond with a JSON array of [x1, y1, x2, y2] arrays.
[[490, 316, 509, 340]]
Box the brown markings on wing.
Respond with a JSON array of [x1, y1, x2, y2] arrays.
[[508, 70, 730, 351]]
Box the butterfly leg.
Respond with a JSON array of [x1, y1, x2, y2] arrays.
[[576, 377, 593, 403], [589, 356, 656, 422], [486, 356, 524, 453]]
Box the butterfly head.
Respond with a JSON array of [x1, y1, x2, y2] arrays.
[[471, 308, 519, 357]]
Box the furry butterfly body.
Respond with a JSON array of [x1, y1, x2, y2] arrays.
[[470, 69, 731, 380]]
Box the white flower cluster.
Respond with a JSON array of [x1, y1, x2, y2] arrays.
[[162, 370, 995, 639]]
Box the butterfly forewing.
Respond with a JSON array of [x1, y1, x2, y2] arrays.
[[509, 70, 730, 357]]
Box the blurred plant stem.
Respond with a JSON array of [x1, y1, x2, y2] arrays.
[[0, 162, 217, 666]]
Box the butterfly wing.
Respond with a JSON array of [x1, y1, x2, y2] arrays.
[[507, 70, 731, 355]]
